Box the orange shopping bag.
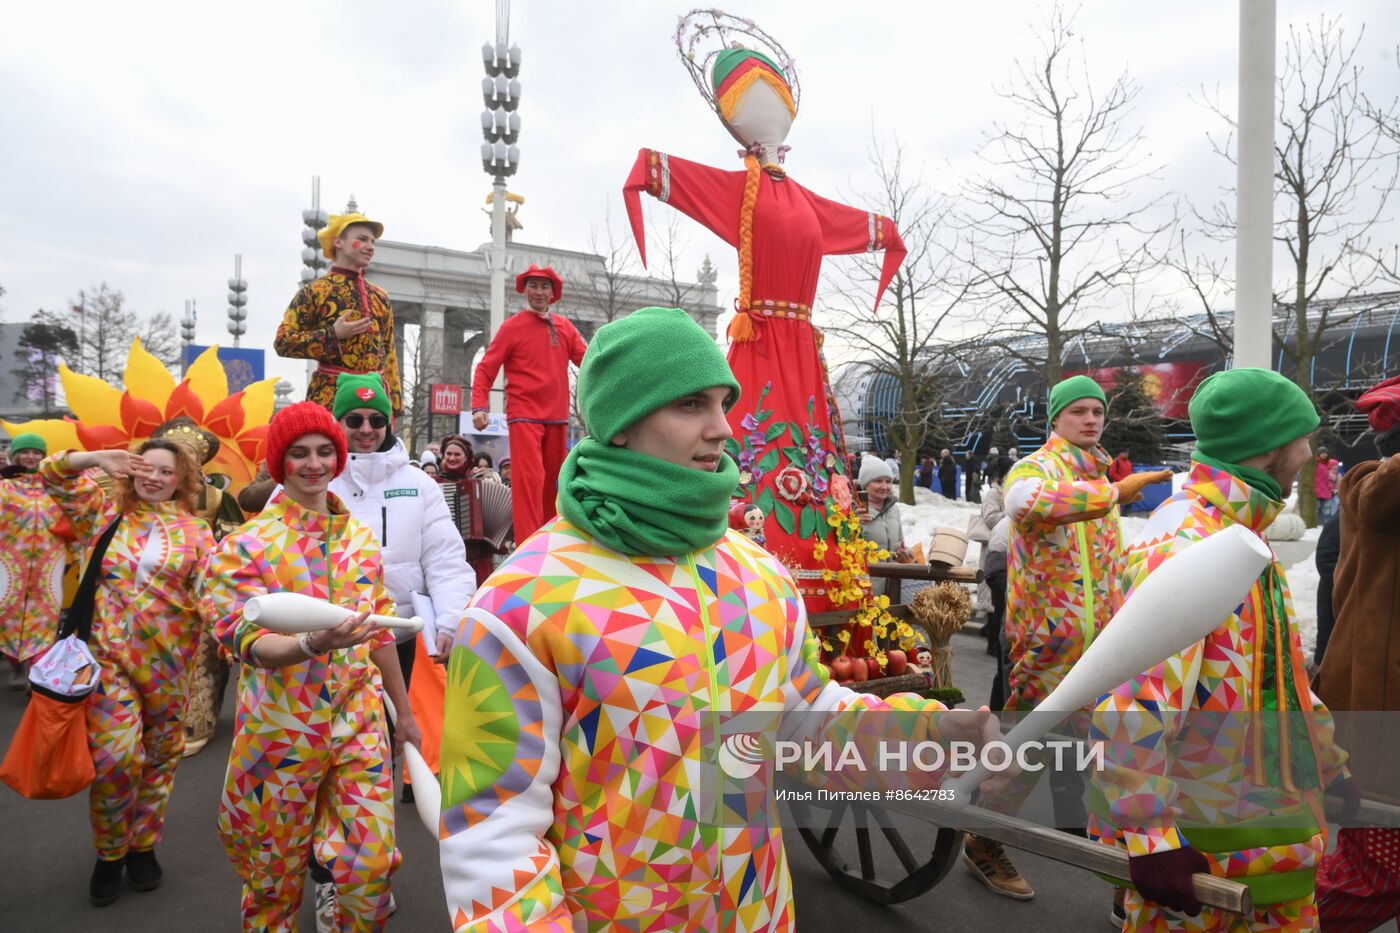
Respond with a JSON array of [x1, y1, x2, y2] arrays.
[[0, 677, 95, 799]]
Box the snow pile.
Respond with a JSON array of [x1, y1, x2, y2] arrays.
[[1285, 559, 1321, 660], [900, 489, 982, 555]]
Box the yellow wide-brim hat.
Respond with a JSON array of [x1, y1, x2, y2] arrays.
[[318, 212, 385, 260]]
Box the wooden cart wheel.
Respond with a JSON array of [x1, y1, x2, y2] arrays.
[[783, 780, 964, 904]]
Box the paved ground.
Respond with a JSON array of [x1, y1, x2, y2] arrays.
[[0, 631, 1108, 932]]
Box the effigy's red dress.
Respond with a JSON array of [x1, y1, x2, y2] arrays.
[[625, 149, 905, 615]]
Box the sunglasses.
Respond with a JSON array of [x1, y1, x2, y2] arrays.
[[344, 413, 388, 430]]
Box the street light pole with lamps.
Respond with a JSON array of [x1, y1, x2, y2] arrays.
[[480, 26, 521, 418]]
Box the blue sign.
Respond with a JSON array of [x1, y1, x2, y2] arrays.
[[183, 346, 266, 392]]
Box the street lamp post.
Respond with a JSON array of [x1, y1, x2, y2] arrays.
[[227, 254, 248, 348], [301, 176, 329, 284], [481, 23, 521, 416], [180, 300, 197, 375]]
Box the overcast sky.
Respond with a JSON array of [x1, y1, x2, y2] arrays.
[[2, 1, 1397, 396]]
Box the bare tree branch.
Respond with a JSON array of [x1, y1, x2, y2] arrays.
[[821, 134, 971, 504], [957, 4, 1170, 385]]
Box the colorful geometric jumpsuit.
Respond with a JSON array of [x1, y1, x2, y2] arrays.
[[274, 268, 402, 413], [438, 519, 951, 932], [624, 149, 905, 616], [39, 451, 215, 860], [1090, 461, 1349, 932], [469, 309, 588, 542], [0, 470, 76, 663], [199, 492, 400, 932], [1003, 433, 1122, 712]]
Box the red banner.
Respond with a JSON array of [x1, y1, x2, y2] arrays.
[[1064, 362, 1207, 419], [429, 383, 463, 415]]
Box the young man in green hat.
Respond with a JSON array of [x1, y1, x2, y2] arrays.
[[437, 306, 1000, 932], [965, 375, 1170, 899], [275, 210, 402, 414], [1091, 367, 1357, 931]]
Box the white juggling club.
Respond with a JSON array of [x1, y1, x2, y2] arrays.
[[243, 592, 423, 634], [947, 523, 1272, 799], [383, 695, 442, 837], [403, 743, 442, 836]]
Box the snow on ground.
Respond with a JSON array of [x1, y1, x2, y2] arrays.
[[900, 487, 982, 556], [1286, 559, 1321, 660]]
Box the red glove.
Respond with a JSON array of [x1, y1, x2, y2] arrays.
[[1129, 846, 1210, 915], [1327, 776, 1363, 824]]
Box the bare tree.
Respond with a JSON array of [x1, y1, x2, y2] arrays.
[[647, 213, 701, 310], [64, 283, 180, 382], [1154, 226, 1236, 366], [587, 202, 645, 324], [823, 135, 969, 505], [959, 4, 1168, 386], [1193, 17, 1399, 524], [70, 284, 135, 382], [141, 311, 182, 369]]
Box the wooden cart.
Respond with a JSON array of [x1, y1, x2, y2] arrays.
[[786, 561, 1253, 914]]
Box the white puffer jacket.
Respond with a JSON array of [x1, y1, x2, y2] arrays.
[[329, 437, 477, 643]]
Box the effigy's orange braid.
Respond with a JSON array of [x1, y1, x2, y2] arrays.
[[727, 154, 763, 344]]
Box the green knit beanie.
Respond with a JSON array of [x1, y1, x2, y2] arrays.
[[7, 432, 46, 456], [577, 307, 741, 442], [332, 373, 392, 420], [1048, 375, 1108, 425], [1190, 368, 1319, 463]]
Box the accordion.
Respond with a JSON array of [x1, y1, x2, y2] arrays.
[[439, 478, 514, 551]]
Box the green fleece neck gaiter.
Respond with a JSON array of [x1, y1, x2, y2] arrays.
[[557, 437, 739, 557]]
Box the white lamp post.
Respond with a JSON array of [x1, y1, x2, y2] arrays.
[[481, 16, 521, 417], [227, 254, 248, 347]]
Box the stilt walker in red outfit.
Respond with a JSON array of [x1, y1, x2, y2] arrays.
[[623, 13, 909, 656], [470, 264, 588, 544]]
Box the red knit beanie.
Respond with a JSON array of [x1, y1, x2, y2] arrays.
[[1356, 374, 1400, 433], [265, 401, 347, 483]]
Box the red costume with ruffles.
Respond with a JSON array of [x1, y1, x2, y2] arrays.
[[625, 148, 905, 614]]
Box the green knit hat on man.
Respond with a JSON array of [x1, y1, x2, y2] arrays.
[[332, 373, 392, 420], [1048, 375, 1108, 425], [7, 433, 47, 456], [560, 306, 742, 558], [577, 306, 741, 442], [1189, 367, 1319, 463]]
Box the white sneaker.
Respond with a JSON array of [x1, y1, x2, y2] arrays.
[[314, 880, 338, 933]]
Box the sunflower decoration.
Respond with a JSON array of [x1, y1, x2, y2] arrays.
[[2, 338, 275, 490]]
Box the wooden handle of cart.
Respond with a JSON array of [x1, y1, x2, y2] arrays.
[[888, 799, 1253, 916], [867, 561, 982, 584]]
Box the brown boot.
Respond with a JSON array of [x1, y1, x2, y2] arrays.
[[962, 834, 1034, 900]]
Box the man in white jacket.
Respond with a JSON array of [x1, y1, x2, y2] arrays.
[[320, 372, 477, 932], [329, 373, 476, 667]]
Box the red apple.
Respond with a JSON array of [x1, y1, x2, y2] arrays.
[[886, 650, 908, 676], [850, 658, 869, 682], [864, 656, 882, 679], [830, 656, 853, 682]]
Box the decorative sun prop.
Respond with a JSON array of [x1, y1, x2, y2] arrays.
[[2, 338, 275, 488]]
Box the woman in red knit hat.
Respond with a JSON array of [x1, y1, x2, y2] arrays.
[[199, 401, 419, 931]]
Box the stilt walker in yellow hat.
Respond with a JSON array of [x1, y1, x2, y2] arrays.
[[275, 210, 402, 414]]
